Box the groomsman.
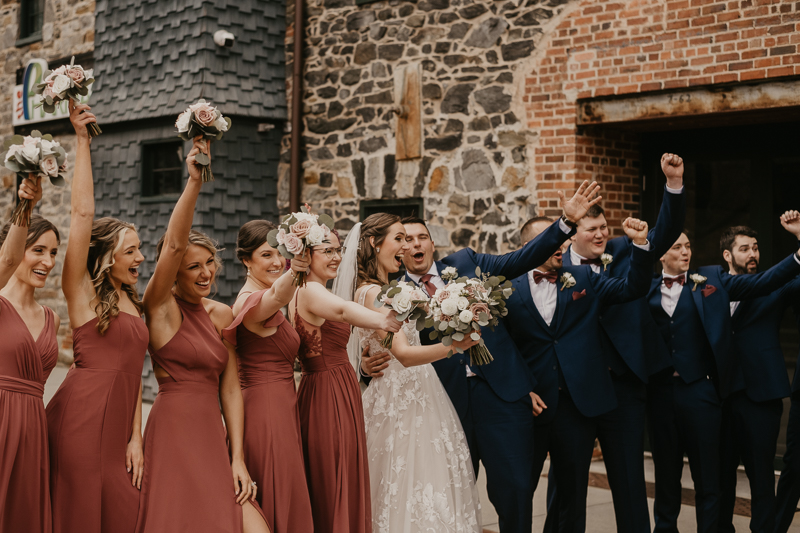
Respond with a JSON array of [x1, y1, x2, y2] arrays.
[[775, 303, 800, 533], [396, 182, 601, 533], [546, 153, 686, 533], [718, 214, 800, 533], [504, 215, 654, 533], [646, 228, 800, 533]]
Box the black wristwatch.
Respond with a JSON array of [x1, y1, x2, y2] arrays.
[[560, 214, 577, 229]]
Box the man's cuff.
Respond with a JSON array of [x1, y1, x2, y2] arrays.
[[632, 240, 651, 251], [794, 252, 800, 266], [558, 218, 572, 234], [665, 185, 684, 194]]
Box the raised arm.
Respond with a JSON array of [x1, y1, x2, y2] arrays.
[[143, 139, 206, 313], [593, 218, 653, 305], [301, 282, 401, 333], [0, 176, 43, 289], [233, 253, 310, 328], [646, 154, 686, 258], [62, 102, 99, 324], [472, 181, 601, 279]]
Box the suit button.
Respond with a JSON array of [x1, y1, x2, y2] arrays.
[[671, 334, 675, 338], [599, 315, 603, 320], [554, 340, 559, 345], [670, 320, 674, 324], [553, 365, 557, 370], [459, 359, 464, 365]]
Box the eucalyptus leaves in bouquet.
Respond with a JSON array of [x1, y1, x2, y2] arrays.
[[424, 267, 514, 366], [267, 205, 335, 287], [373, 280, 429, 348], [34, 57, 101, 137], [176, 100, 232, 182]]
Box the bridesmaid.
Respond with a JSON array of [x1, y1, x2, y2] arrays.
[[0, 179, 59, 533], [47, 102, 148, 533], [222, 220, 313, 533], [137, 139, 269, 533], [288, 230, 402, 533]]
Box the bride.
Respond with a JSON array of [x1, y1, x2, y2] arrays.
[[333, 213, 481, 533]]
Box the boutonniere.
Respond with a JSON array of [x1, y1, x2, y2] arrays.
[[559, 272, 576, 291], [689, 273, 707, 291], [600, 253, 613, 271], [441, 266, 458, 281]]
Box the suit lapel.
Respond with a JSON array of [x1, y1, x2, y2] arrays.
[[689, 271, 707, 329], [515, 275, 551, 332], [562, 245, 574, 267], [554, 270, 570, 332]]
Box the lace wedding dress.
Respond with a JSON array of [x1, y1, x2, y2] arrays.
[[358, 287, 481, 533]]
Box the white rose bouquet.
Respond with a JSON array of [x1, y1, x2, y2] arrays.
[[34, 57, 101, 137], [1, 130, 67, 225], [424, 267, 514, 366], [373, 280, 429, 348], [175, 100, 232, 182], [266, 204, 335, 287]]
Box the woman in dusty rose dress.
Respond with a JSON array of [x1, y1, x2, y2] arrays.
[[46, 102, 148, 533], [0, 177, 60, 533], [223, 220, 313, 533], [136, 139, 269, 533], [288, 229, 402, 533]]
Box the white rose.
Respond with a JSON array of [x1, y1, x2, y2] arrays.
[[459, 310, 474, 324], [213, 115, 229, 132], [4, 145, 22, 162], [293, 212, 317, 224], [39, 154, 59, 177], [456, 297, 470, 311], [21, 143, 40, 164], [175, 110, 191, 132], [39, 139, 54, 153], [441, 299, 458, 317], [51, 74, 72, 95], [392, 292, 413, 314], [305, 224, 325, 246]]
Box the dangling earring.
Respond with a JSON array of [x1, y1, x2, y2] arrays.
[[247, 268, 251, 277]]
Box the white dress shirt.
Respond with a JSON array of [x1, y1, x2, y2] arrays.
[[570, 249, 601, 274], [528, 270, 558, 326], [660, 273, 685, 317], [407, 263, 446, 296]]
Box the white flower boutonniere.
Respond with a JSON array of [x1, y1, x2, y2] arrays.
[[600, 253, 613, 271], [559, 272, 576, 292], [441, 266, 459, 281], [689, 273, 707, 292]]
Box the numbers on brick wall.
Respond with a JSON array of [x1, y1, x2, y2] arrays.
[[668, 94, 692, 104]]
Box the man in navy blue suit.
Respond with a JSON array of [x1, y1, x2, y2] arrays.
[[503, 215, 654, 533], [646, 228, 800, 533], [717, 214, 800, 533], [389, 181, 602, 533]]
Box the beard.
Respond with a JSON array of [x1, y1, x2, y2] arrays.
[[732, 257, 758, 275]]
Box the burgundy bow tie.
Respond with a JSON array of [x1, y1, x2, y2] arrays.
[[533, 271, 558, 284], [663, 275, 686, 289], [580, 257, 603, 267]]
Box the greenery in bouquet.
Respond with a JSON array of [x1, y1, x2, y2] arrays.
[[175, 100, 232, 182], [34, 57, 101, 137], [1, 131, 67, 226], [373, 280, 429, 349], [266, 204, 335, 287], [424, 267, 514, 365]]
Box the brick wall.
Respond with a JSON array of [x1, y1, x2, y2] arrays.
[[524, 0, 800, 234]]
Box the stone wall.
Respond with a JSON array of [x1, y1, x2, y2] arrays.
[[282, 0, 578, 255], [1, 0, 95, 361]]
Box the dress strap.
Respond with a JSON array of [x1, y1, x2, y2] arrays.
[[357, 284, 380, 307]]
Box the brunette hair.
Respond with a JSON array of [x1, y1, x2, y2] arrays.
[[400, 216, 430, 237], [156, 229, 224, 288], [0, 214, 60, 249], [584, 204, 605, 220], [356, 213, 402, 288], [720, 226, 757, 255], [236, 220, 277, 272], [87, 217, 143, 335]]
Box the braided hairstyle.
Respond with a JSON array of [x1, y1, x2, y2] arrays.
[[86, 217, 143, 335], [356, 213, 401, 288]]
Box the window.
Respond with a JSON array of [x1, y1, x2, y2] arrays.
[[359, 198, 424, 221], [142, 141, 184, 199], [355, 0, 383, 4], [18, 0, 44, 44]]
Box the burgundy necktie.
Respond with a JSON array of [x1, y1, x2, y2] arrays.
[[420, 274, 438, 297], [533, 271, 558, 284], [663, 274, 686, 289], [580, 257, 603, 267]]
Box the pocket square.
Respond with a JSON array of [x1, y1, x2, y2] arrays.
[[701, 285, 717, 298], [572, 289, 587, 301]]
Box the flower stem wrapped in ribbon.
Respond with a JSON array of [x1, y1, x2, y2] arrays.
[[1, 131, 67, 226], [266, 204, 335, 287], [34, 56, 101, 137], [424, 266, 514, 366], [374, 280, 430, 349], [175, 100, 232, 182]]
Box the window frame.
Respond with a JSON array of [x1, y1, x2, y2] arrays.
[[17, 0, 44, 46], [140, 139, 185, 203], [359, 198, 425, 221]]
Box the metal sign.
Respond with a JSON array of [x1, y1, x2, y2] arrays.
[[12, 58, 92, 126]]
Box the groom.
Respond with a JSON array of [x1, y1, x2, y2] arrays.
[[398, 182, 602, 533]]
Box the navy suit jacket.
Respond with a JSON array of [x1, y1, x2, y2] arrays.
[[405, 218, 573, 419], [730, 275, 800, 402], [647, 254, 800, 398], [505, 245, 654, 421], [562, 187, 685, 381]]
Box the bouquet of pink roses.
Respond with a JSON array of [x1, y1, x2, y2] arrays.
[[423, 267, 513, 365], [176, 100, 232, 182], [266, 205, 335, 287], [34, 57, 101, 137], [373, 280, 429, 348], [1, 131, 67, 225]]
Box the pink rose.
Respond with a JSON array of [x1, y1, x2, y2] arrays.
[[66, 67, 84, 84], [435, 290, 450, 304], [191, 102, 216, 127], [39, 155, 59, 177], [282, 233, 304, 255], [469, 302, 490, 322], [290, 219, 314, 239]]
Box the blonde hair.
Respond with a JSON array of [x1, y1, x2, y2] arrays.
[[156, 229, 224, 292]]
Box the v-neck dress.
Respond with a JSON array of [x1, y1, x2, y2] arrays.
[[0, 296, 58, 533]]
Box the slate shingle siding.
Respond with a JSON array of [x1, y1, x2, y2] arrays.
[[93, 0, 287, 123]]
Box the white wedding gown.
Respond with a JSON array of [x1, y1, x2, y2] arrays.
[[358, 288, 481, 533]]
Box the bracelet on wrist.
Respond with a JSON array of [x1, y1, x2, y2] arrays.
[[561, 214, 577, 229]]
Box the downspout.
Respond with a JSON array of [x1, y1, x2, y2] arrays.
[[289, 0, 304, 212]]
